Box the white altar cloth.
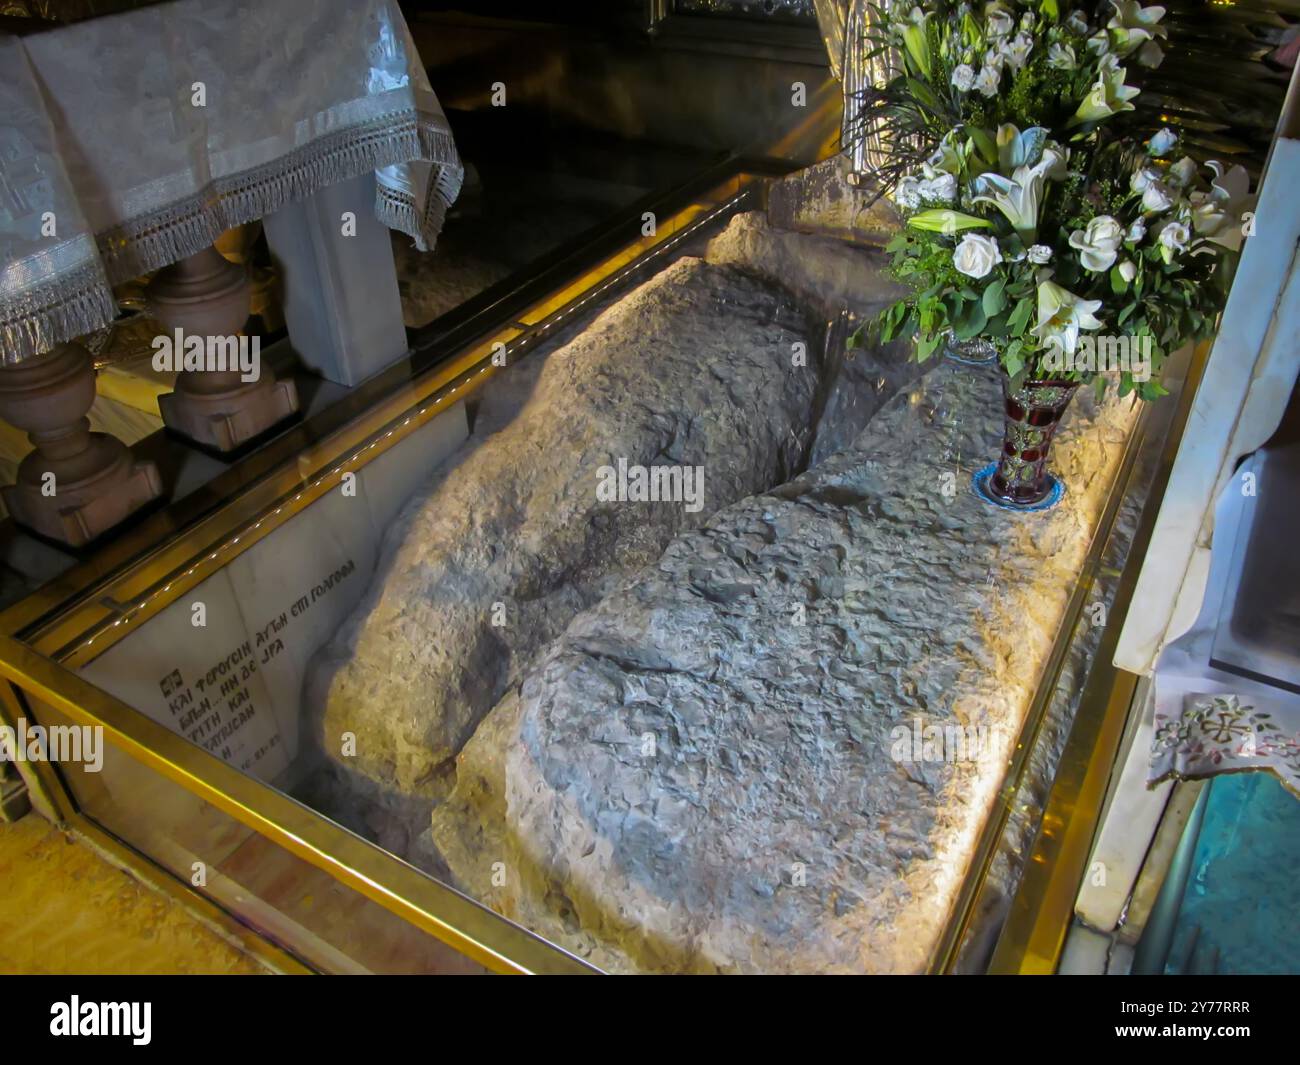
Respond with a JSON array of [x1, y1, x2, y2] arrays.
[[0, 0, 462, 364]]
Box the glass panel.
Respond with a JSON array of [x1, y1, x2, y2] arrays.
[[26, 696, 490, 975], [1155, 775, 1300, 976]]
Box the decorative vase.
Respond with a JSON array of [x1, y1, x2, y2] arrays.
[[942, 328, 999, 366], [973, 372, 1079, 511]]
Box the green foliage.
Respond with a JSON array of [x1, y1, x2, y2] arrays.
[[854, 0, 1243, 401]]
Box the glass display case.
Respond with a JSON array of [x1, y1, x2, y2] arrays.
[[1, 0, 1295, 976]]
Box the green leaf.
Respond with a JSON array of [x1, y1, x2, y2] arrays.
[[907, 210, 992, 233], [1004, 341, 1025, 382], [1007, 297, 1033, 337], [968, 127, 998, 166], [982, 277, 1007, 318], [905, 77, 943, 115], [1110, 265, 1129, 294], [916, 331, 942, 362], [952, 300, 988, 340]]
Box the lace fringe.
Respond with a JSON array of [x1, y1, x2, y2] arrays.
[[0, 261, 118, 367], [1, 110, 462, 364], [99, 111, 462, 282]]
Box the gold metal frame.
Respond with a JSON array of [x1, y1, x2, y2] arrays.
[[0, 637, 596, 974], [984, 340, 1213, 974]]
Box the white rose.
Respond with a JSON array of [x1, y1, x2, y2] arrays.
[[1067, 11, 1089, 34], [1142, 180, 1174, 213], [974, 64, 1002, 97], [1027, 244, 1053, 264], [1131, 167, 1159, 193], [987, 10, 1014, 38], [1158, 219, 1190, 255], [951, 64, 976, 92], [893, 175, 923, 210], [1069, 214, 1125, 272], [953, 233, 1003, 279], [918, 172, 957, 203], [1127, 219, 1146, 242], [1048, 43, 1077, 70], [1148, 127, 1177, 157], [1167, 156, 1197, 189], [1118, 259, 1137, 282]]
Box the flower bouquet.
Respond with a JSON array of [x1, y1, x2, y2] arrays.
[[851, 0, 1253, 508]]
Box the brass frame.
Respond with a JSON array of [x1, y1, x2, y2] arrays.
[[984, 340, 1213, 974]]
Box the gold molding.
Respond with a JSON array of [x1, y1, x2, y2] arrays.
[[985, 340, 1214, 974]]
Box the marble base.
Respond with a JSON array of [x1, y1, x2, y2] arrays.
[[3, 440, 161, 548], [159, 376, 299, 453]]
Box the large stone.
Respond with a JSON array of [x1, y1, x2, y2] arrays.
[[766, 154, 900, 248], [705, 211, 918, 464], [428, 358, 1138, 973], [304, 254, 835, 823]]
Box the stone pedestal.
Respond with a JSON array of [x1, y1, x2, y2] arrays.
[[146, 246, 298, 452], [0, 343, 162, 547]]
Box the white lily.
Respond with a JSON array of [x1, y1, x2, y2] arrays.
[[1031, 281, 1105, 357], [1068, 65, 1140, 127], [1048, 42, 1078, 70], [1004, 33, 1034, 70], [1190, 161, 1255, 251], [974, 64, 1002, 97], [970, 147, 1066, 240], [1107, 0, 1167, 57], [1138, 40, 1164, 67], [996, 124, 1049, 171], [926, 133, 964, 175]]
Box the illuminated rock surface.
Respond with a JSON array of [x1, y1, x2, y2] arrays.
[[428, 358, 1138, 973], [304, 237, 906, 840]]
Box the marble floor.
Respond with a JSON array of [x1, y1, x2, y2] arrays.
[[0, 813, 270, 975]]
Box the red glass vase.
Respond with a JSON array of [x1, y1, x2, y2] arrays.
[[986, 373, 1079, 507]]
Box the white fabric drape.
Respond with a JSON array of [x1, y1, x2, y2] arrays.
[[0, 0, 463, 364]]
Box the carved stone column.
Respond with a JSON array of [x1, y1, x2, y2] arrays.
[[146, 245, 298, 453], [0, 342, 163, 547]]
